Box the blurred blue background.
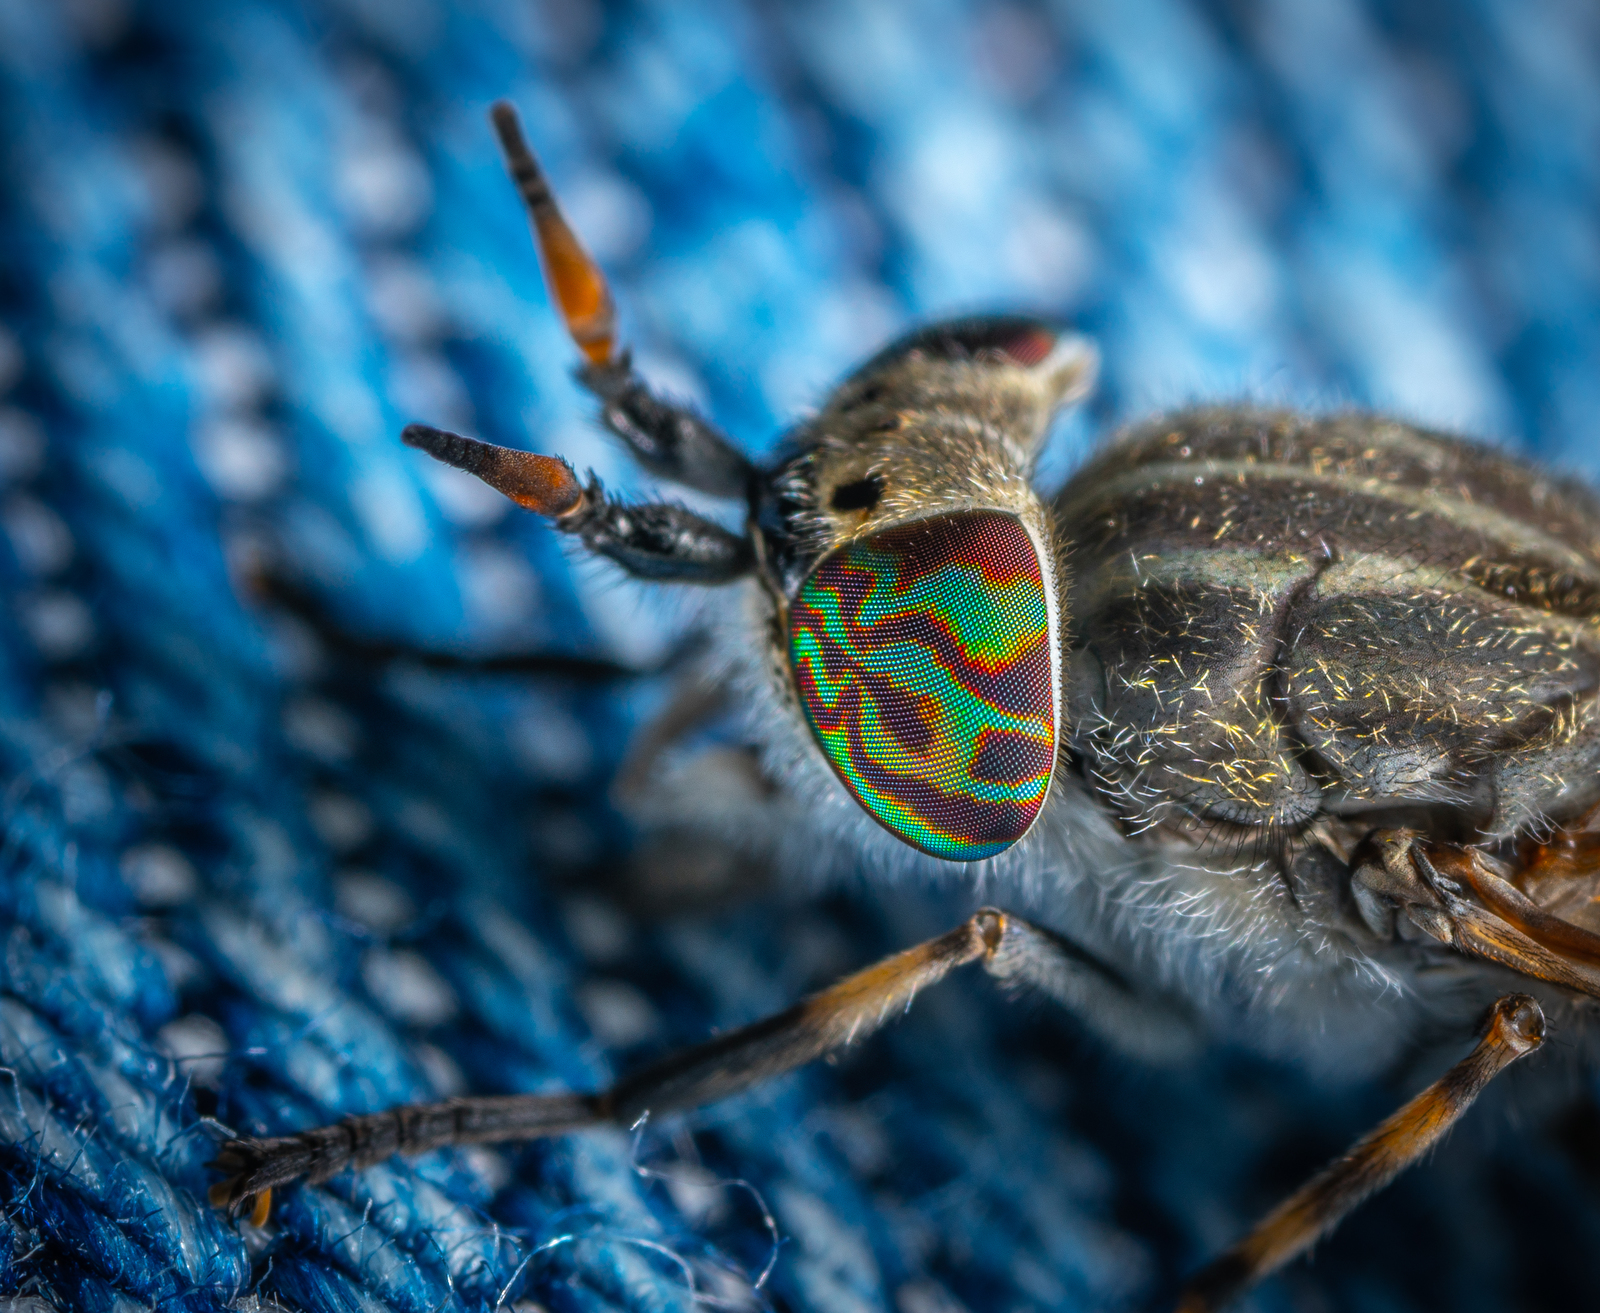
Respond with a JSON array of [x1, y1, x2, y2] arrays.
[[1, 1, 1599, 1310]]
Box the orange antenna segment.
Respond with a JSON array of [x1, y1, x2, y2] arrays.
[[490, 100, 618, 367], [402, 424, 588, 518]]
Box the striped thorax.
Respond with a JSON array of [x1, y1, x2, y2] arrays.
[[1059, 408, 1600, 848]]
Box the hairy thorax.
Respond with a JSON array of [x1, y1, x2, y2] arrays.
[[1061, 408, 1600, 839], [1048, 409, 1600, 1041]]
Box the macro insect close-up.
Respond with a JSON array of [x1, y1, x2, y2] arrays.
[[5, 3, 1600, 1313]]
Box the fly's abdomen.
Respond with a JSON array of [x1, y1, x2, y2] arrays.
[[1058, 408, 1600, 836]]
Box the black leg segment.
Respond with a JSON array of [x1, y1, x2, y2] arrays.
[[578, 357, 754, 498], [403, 424, 753, 584], [573, 495, 753, 582]]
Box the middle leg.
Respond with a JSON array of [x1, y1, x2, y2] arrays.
[[1177, 993, 1546, 1312]]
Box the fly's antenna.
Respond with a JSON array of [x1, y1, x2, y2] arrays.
[[396, 101, 756, 585], [401, 424, 584, 519], [490, 100, 618, 367], [483, 101, 752, 501]]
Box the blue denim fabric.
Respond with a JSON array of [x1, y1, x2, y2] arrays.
[[0, 1, 1598, 1310]]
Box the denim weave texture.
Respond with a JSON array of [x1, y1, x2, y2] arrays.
[[1, 1, 1599, 1310]]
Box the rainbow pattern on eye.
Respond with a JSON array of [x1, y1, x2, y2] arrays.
[[789, 511, 1057, 860]]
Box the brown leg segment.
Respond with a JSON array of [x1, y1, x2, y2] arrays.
[[211, 910, 1005, 1214], [1355, 832, 1600, 997], [1176, 994, 1546, 1313], [1517, 799, 1600, 897], [1435, 845, 1600, 970], [209, 907, 1183, 1215]]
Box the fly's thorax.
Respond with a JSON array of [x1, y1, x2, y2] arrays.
[[1054, 404, 1600, 844]]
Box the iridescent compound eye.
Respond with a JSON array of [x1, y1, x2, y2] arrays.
[[788, 511, 1059, 860]]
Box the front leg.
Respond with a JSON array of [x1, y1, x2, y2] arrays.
[[402, 424, 754, 584], [577, 357, 754, 499], [488, 100, 753, 500], [208, 907, 1186, 1212]]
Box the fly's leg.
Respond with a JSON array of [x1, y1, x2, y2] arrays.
[[251, 570, 646, 681], [383, 103, 761, 590], [1353, 831, 1600, 996], [1512, 800, 1600, 916], [983, 912, 1200, 1063], [1430, 844, 1600, 970], [1353, 805, 1600, 982], [256, 103, 766, 673], [210, 911, 1001, 1214], [401, 424, 754, 583], [209, 908, 1187, 1214], [1176, 993, 1546, 1313], [574, 359, 753, 498]]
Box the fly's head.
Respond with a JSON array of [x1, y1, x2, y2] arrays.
[[404, 103, 1096, 866], [754, 319, 1096, 860]]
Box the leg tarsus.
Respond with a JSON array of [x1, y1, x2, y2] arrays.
[[490, 101, 617, 366], [1176, 993, 1546, 1313], [251, 569, 640, 681], [209, 1092, 601, 1214], [402, 423, 587, 516]]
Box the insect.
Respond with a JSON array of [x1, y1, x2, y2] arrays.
[[208, 100, 1600, 1310]]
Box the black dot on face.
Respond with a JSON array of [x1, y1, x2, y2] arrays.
[[831, 475, 884, 512]]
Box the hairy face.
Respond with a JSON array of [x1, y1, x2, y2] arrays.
[[753, 318, 1094, 859]]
